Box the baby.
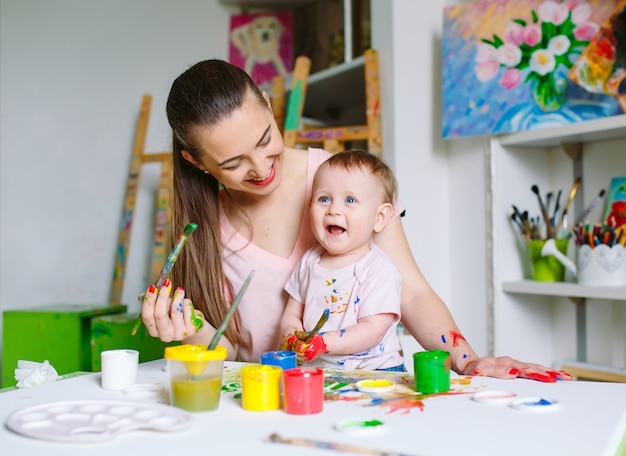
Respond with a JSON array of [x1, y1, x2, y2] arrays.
[[280, 149, 405, 371]]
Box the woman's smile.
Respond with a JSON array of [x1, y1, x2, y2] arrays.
[[247, 161, 276, 186]]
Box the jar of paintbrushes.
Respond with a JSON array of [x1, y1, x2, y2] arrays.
[[511, 181, 581, 282], [573, 222, 626, 286]]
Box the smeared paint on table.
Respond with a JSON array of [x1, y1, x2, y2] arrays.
[[220, 363, 478, 413]]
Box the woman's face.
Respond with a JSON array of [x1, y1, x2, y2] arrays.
[[184, 92, 284, 196]]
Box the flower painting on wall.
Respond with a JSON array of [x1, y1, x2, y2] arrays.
[[442, 0, 623, 139]]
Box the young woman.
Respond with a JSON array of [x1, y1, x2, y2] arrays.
[[139, 59, 570, 382]]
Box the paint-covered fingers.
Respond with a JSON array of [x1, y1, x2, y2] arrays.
[[300, 335, 328, 362], [140, 284, 159, 337], [520, 366, 572, 382], [166, 287, 190, 341], [465, 356, 572, 382], [152, 279, 177, 342], [179, 296, 205, 339], [462, 356, 523, 379], [284, 335, 328, 362]]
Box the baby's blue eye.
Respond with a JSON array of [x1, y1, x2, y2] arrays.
[[346, 196, 356, 204], [319, 196, 330, 203]]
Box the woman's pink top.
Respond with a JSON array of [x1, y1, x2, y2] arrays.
[[219, 148, 330, 361]]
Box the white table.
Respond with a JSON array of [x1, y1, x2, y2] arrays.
[[1, 360, 625, 455]]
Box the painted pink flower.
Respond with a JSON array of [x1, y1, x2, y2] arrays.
[[538, 1, 569, 26], [524, 23, 542, 46], [574, 22, 600, 41], [499, 68, 522, 90], [475, 60, 500, 81], [504, 22, 525, 46], [497, 43, 522, 67], [475, 42, 497, 63], [564, 0, 585, 11], [570, 3, 591, 24]]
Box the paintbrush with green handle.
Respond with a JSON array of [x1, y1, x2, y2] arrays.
[[206, 269, 255, 350], [131, 222, 198, 336]]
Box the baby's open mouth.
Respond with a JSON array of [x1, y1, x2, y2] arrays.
[[326, 225, 346, 235]]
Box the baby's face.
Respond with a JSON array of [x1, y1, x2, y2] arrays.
[[310, 165, 388, 257]]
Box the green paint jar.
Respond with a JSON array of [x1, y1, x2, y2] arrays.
[[413, 350, 450, 394]]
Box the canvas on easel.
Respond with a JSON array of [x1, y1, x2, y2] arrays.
[[229, 11, 294, 89], [568, 0, 626, 111]]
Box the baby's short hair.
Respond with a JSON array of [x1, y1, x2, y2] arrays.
[[315, 149, 397, 204]]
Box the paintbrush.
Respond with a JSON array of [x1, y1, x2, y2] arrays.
[[557, 177, 581, 233], [510, 213, 530, 240], [573, 188, 606, 227], [295, 308, 330, 342], [131, 222, 198, 336], [551, 189, 561, 229], [206, 269, 255, 351], [268, 433, 420, 456], [531, 184, 555, 239], [512, 205, 533, 239], [545, 191, 553, 214]]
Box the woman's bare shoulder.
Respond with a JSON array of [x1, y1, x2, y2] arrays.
[[283, 147, 310, 172]]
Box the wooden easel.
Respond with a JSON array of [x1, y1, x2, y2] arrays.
[[109, 94, 172, 305], [281, 49, 383, 158]]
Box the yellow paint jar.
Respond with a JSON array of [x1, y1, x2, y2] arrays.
[[241, 364, 282, 411], [164, 344, 227, 412]]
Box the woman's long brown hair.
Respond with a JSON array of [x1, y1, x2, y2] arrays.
[[165, 60, 267, 345]]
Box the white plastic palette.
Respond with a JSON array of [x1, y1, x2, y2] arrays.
[[5, 400, 192, 443]]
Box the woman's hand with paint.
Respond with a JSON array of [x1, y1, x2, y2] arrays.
[[462, 356, 572, 382], [140, 280, 206, 342]]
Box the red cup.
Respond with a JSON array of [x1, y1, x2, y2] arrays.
[[282, 367, 324, 414]]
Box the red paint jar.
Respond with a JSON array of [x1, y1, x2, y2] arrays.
[[282, 367, 324, 414]]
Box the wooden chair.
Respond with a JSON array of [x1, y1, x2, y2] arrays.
[[280, 49, 383, 158]]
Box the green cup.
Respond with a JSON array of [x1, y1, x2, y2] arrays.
[[413, 350, 450, 394], [527, 238, 569, 282]]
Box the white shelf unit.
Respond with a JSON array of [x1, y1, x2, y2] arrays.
[[218, 0, 368, 126], [487, 115, 626, 370]]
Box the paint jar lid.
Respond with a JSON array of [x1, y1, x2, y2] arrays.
[[241, 364, 282, 378], [356, 379, 395, 393], [334, 418, 385, 434], [282, 367, 324, 378], [164, 344, 227, 361], [122, 383, 165, 399], [510, 397, 560, 412], [472, 390, 517, 406]]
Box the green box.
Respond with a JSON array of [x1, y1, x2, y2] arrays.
[[90, 313, 179, 371], [2, 304, 127, 387]]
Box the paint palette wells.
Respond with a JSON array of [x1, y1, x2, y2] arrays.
[[5, 400, 192, 442]]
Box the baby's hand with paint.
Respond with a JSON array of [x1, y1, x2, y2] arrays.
[[284, 334, 328, 362]]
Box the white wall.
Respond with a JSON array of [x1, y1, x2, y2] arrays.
[[0, 0, 231, 357], [372, 0, 488, 358]]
